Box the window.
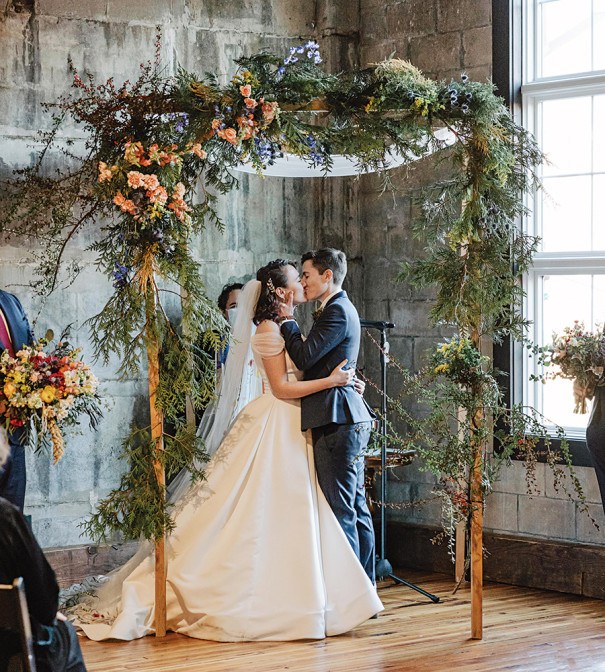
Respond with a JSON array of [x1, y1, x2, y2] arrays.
[[522, 0, 605, 439]]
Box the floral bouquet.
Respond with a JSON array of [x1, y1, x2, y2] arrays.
[[0, 336, 102, 463], [545, 321, 605, 414]]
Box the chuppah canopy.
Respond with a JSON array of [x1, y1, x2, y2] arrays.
[[234, 127, 457, 177]]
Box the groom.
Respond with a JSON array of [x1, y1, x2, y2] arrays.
[[278, 248, 376, 582]]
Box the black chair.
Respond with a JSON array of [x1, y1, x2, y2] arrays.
[[0, 578, 37, 672]]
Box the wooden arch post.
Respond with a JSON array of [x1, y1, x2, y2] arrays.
[[143, 273, 167, 638]]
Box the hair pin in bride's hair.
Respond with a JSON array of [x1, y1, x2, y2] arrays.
[[266, 277, 276, 295]]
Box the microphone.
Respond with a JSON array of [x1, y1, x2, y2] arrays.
[[360, 319, 395, 330]]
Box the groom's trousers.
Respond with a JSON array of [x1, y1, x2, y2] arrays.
[[312, 421, 375, 583]]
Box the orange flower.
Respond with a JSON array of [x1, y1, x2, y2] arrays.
[[113, 191, 126, 206], [142, 174, 160, 191], [148, 144, 161, 163], [98, 161, 114, 183], [173, 183, 186, 199], [127, 171, 145, 188], [242, 126, 254, 140], [262, 101, 279, 123], [240, 84, 252, 97], [211, 119, 222, 130], [190, 143, 207, 159], [147, 185, 168, 205], [244, 97, 257, 109], [217, 127, 238, 145]]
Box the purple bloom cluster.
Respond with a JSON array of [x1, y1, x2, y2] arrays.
[[112, 262, 129, 289], [284, 40, 322, 66], [166, 112, 189, 134], [254, 135, 282, 167], [306, 134, 325, 165]]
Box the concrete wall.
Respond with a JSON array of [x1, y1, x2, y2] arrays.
[[0, 0, 359, 546], [1, 0, 601, 551]]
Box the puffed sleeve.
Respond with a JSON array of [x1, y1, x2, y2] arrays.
[[251, 332, 285, 358]]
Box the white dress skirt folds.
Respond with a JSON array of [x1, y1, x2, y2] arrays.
[[74, 332, 383, 642]]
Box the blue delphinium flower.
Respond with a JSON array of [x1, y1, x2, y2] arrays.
[[174, 113, 189, 134], [284, 41, 321, 66], [112, 262, 129, 289], [306, 134, 325, 165], [254, 135, 282, 167]]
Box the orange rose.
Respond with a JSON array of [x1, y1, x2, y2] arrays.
[[217, 127, 238, 145], [244, 97, 257, 109], [190, 143, 207, 159], [240, 84, 251, 97]]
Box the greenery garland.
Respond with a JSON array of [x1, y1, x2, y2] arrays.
[[0, 33, 569, 547]]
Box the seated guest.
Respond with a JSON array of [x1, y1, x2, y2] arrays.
[[0, 443, 87, 672]]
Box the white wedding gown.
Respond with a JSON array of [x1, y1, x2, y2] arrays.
[[74, 331, 383, 642]]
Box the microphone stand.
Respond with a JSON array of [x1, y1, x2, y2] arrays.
[[361, 319, 440, 603]]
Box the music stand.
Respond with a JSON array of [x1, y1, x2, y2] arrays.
[[361, 319, 440, 603]]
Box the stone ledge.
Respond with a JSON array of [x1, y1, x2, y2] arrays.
[[44, 541, 139, 588], [386, 520, 605, 599]]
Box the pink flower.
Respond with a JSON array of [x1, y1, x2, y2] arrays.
[[98, 162, 114, 183], [142, 174, 160, 191], [262, 101, 279, 123], [240, 84, 252, 97], [173, 183, 186, 199], [244, 97, 257, 109], [147, 185, 168, 205], [127, 171, 145, 188]]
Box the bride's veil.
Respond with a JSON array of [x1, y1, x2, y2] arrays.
[[66, 280, 263, 618], [167, 279, 262, 503]]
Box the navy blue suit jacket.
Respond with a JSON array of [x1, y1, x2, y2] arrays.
[[0, 290, 34, 354], [0, 290, 34, 444], [280, 290, 375, 431]]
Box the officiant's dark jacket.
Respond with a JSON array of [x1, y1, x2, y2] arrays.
[[0, 290, 34, 511], [280, 291, 375, 431]]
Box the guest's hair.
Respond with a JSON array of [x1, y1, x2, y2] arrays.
[[0, 434, 9, 468], [254, 259, 296, 325], [301, 248, 347, 285], [217, 282, 244, 311]]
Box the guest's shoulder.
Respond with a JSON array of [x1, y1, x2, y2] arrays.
[[0, 496, 21, 523]]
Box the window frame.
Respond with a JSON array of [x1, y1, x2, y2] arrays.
[[493, 0, 605, 465]]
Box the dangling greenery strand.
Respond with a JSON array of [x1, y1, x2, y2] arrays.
[[0, 34, 551, 543]]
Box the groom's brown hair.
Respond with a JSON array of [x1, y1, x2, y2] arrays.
[[301, 248, 347, 285]]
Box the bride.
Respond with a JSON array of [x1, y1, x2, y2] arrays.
[[73, 259, 383, 642]]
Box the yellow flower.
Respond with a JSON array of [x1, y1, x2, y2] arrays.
[[3, 382, 17, 399], [40, 386, 57, 403], [434, 364, 449, 374]]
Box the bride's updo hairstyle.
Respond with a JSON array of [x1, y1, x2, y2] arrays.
[[254, 258, 296, 325]]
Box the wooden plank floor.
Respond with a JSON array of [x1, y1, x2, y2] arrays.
[[79, 571, 605, 672]]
